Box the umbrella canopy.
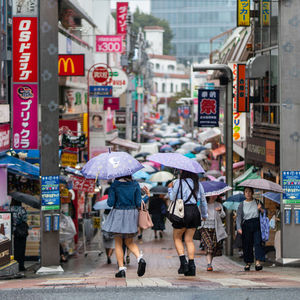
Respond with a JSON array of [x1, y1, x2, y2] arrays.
[[216, 176, 226, 182], [139, 182, 154, 190], [205, 175, 216, 181], [148, 153, 205, 174], [184, 152, 196, 159], [160, 145, 173, 152], [200, 181, 232, 196], [93, 196, 110, 210], [181, 142, 200, 152], [141, 163, 157, 173], [238, 178, 284, 193], [10, 191, 41, 209], [179, 137, 190, 143], [82, 151, 143, 180], [206, 169, 222, 178], [262, 192, 281, 204], [142, 161, 161, 169], [150, 185, 168, 195], [134, 152, 150, 159], [149, 171, 174, 182], [175, 148, 188, 154], [195, 153, 207, 161], [168, 140, 181, 146], [194, 146, 207, 153], [132, 170, 150, 180], [223, 201, 240, 211], [226, 193, 246, 203]]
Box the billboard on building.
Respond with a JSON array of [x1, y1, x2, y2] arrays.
[[58, 54, 85, 76], [237, 64, 249, 112], [237, 0, 250, 27]]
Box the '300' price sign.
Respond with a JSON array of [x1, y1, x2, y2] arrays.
[[96, 35, 123, 53]]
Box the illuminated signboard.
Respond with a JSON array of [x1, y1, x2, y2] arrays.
[[237, 64, 249, 112], [237, 0, 250, 27], [58, 54, 85, 76]]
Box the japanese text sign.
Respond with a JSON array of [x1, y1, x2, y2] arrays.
[[58, 54, 85, 76], [262, 0, 270, 26], [233, 112, 246, 142], [178, 106, 191, 119], [198, 89, 219, 128], [228, 62, 238, 112], [0, 124, 10, 153], [89, 86, 112, 97], [13, 84, 38, 149], [13, 17, 38, 82], [104, 98, 120, 110], [237, 0, 250, 27], [237, 64, 248, 112], [72, 176, 95, 193], [41, 176, 60, 210], [116, 2, 128, 35], [282, 171, 300, 204], [96, 35, 123, 53]]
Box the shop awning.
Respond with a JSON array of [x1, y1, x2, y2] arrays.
[[233, 166, 261, 190], [211, 145, 226, 159], [109, 137, 141, 151], [0, 155, 39, 179]]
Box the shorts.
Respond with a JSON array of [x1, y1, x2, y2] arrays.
[[172, 204, 201, 229]]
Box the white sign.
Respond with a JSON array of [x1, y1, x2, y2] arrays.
[[228, 62, 238, 113], [13, 0, 38, 16], [0, 212, 12, 241], [110, 67, 128, 97], [233, 112, 246, 142], [0, 105, 10, 123]]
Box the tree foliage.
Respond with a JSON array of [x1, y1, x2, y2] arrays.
[[168, 89, 191, 109]]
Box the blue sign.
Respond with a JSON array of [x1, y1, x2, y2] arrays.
[[198, 89, 219, 127], [89, 86, 112, 97], [284, 208, 291, 224], [41, 175, 60, 210], [282, 171, 300, 204], [295, 209, 300, 225]]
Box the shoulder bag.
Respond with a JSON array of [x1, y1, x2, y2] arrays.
[[167, 180, 185, 223]]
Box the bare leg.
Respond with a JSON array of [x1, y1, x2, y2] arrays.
[[173, 228, 186, 256], [206, 253, 213, 265], [184, 228, 196, 259], [114, 236, 124, 268], [124, 237, 140, 258]]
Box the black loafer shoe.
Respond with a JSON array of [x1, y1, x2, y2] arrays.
[[115, 270, 126, 278], [137, 258, 146, 277], [244, 264, 251, 271], [255, 264, 263, 271], [184, 265, 196, 276], [178, 263, 189, 274]]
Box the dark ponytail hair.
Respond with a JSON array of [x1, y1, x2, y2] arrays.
[[180, 170, 199, 193], [115, 175, 132, 182]]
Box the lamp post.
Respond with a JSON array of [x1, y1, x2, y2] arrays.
[[193, 64, 233, 256]]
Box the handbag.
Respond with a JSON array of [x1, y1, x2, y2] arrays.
[[193, 228, 202, 240], [138, 200, 153, 229], [14, 222, 29, 238], [167, 180, 185, 223], [260, 210, 270, 242]]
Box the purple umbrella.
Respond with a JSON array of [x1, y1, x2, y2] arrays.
[[238, 178, 284, 193], [147, 153, 205, 174], [201, 181, 232, 196], [82, 151, 143, 180]]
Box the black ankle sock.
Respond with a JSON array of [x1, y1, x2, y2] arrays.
[[179, 255, 187, 265], [188, 259, 195, 265]]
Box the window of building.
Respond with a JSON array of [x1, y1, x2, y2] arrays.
[[155, 82, 158, 93], [162, 83, 166, 92], [168, 65, 175, 71], [156, 63, 160, 70], [170, 83, 174, 92], [181, 83, 188, 90]]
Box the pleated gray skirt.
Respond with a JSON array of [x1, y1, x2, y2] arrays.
[[102, 208, 139, 237]]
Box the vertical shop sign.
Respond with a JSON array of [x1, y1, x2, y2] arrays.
[[237, 64, 248, 112], [0, 124, 10, 152], [41, 176, 60, 210], [233, 112, 246, 142], [13, 0, 38, 16], [198, 89, 220, 127], [282, 171, 300, 204], [237, 0, 250, 27], [261, 0, 270, 26], [228, 62, 238, 112], [116, 2, 128, 35], [13, 84, 38, 149]]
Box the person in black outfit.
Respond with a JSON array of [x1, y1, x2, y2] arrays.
[[148, 194, 166, 239]]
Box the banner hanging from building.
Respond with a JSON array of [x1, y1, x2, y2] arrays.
[[96, 35, 123, 53], [0, 124, 10, 153], [237, 64, 249, 112], [116, 2, 128, 35], [198, 89, 219, 128], [237, 0, 250, 27], [13, 84, 38, 149], [228, 62, 238, 113], [261, 0, 270, 26], [233, 112, 246, 142]]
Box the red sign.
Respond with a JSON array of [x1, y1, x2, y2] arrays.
[[58, 54, 85, 76], [237, 64, 248, 112], [96, 35, 123, 53], [0, 124, 10, 153], [93, 66, 110, 83], [72, 176, 95, 193], [13, 17, 38, 82], [116, 2, 128, 35], [104, 97, 120, 110]]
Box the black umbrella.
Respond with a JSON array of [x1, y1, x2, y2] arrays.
[[10, 192, 41, 209], [150, 186, 168, 195], [134, 152, 150, 158]]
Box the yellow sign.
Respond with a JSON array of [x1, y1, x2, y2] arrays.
[[61, 152, 77, 168], [237, 0, 250, 27], [58, 58, 75, 74], [93, 217, 101, 229], [262, 0, 270, 26]]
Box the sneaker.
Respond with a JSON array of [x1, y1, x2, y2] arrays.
[[178, 263, 189, 274], [185, 264, 196, 276], [207, 264, 213, 272], [137, 258, 146, 277], [115, 269, 126, 278]]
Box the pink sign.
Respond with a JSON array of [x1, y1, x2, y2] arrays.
[[116, 2, 128, 35], [96, 35, 123, 53], [13, 84, 38, 149], [0, 124, 10, 153], [103, 97, 120, 110]]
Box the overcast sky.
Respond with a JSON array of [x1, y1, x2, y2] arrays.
[[110, 0, 151, 14]]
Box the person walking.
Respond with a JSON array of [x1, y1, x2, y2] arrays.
[[200, 195, 227, 271], [168, 170, 208, 276], [148, 193, 167, 239], [102, 209, 114, 264], [236, 187, 266, 271], [102, 175, 147, 278], [11, 198, 28, 272]]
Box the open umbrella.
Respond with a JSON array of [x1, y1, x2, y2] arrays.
[[160, 145, 173, 152], [93, 195, 110, 210], [223, 201, 240, 211], [82, 151, 143, 180], [206, 169, 222, 178], [238, 178, 284, 193], [149, 171, 174, 182], [132, 170, 150, 180], [134, 152, 150, 159], [194, 146, 207, 153], [226, 193, 246, 203], [141, 163, 157, 173], [168, 140, 181, 146], [10, 191, 41, 209], [139, 182, 154, 190], [262, 192, 281, 204], [181, 142, 200, 152], [184, 152, 196, 159], [148, 153, 205, 174], [200, 181, 232, 196], [150, 186, 168, 195]]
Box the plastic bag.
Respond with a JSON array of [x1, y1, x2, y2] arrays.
[[60, 214, 76, 242], [269, 215, 276, 230]]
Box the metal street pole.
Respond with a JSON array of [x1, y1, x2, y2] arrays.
[[193, 64, 233, 256]]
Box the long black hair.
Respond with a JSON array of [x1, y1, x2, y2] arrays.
[[115, 175, 132, 182], [179, 170, 199, 193]]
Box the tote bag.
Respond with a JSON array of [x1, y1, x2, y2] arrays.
[[139, 201, 153, 230], [167, 180, 185, 223], [260, 211, 270, 242]]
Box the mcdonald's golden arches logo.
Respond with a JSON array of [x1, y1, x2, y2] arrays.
[[58, 54, 85, 76]]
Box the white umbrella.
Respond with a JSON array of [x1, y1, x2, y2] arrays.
[[141, 163, 156, 173], [179, 137, 190, 143], [181, 142, 200, 152], [195, 153, 207, 161], [139, 182, 153, 190], [149, 171, 174, 182], [175, 148, 188, 154]]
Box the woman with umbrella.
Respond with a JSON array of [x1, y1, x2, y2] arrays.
[[236, 187, 266, 271]]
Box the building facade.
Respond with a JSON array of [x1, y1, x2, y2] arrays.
[[151, 0, 236, 64]]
